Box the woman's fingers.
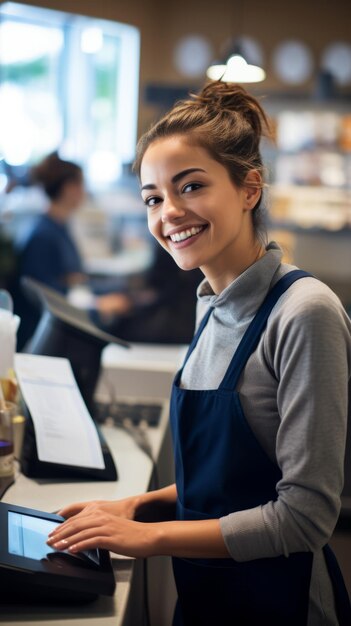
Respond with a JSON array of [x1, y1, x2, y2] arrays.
[[50, 525, 108, 552], [56, 498, 137, 524], [52, 504, 118, 542], [67, 535, 112, 553], [47, 512, 156, 558], [48, 511, 127, 550], [57, 501, 88, 518], [48, 511, 103, 542]]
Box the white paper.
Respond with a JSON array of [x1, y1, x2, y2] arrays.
[[14, 354, 105, 469]]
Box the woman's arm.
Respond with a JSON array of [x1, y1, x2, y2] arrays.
[[50, 484, 229, 558], [47, 513, 229, 559], [221, 281, 351, 562]]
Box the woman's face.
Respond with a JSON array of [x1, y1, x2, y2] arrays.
[[140, 135, 261, 292]]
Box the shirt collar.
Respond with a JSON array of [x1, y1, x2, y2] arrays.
[[197, 241, 283, 322]]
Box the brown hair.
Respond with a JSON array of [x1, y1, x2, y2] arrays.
[[134, 81, 273, 240], [31, 152, 82, 200]]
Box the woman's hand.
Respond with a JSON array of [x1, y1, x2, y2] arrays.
[[47, 509, 229, 559], [57, 485, 177, 526], [96, 293, 132, 316], [47, 504, 161, 557], [57, 497, 137, 522], [50, 485, 178, 556]]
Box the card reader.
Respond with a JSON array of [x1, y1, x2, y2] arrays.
[[0, 502, 116, 604]]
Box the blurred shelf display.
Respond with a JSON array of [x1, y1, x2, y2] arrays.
[[263, 102, 351, 233], [269, 184, 351, 232], [260, 97, 351, 307]]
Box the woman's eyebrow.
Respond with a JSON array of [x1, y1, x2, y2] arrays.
[[141, 168, 206, 191]]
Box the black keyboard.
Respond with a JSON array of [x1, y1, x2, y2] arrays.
[[93, 400, 163, 427]]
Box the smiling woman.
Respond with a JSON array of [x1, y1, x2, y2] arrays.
[[50, 81, 351, 626], [139, 136, 263, 291], [135, 81, 270, 231], [135, 83, 270, 292]]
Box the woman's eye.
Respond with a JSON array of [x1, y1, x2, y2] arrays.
[[144, 196, 160, 208], [182, 182, 202, 194]]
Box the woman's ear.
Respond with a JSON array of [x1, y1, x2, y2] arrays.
[[243, 170, 262, 211]]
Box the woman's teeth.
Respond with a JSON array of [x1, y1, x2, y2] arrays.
[[169, 226, 203, 243]]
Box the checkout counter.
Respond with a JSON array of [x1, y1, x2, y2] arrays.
[[0, 342, 185, 626]]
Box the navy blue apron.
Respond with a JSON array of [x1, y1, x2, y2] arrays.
[[170, 270, 351, 626]]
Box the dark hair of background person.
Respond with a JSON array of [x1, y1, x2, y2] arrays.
[[30, 151, 83, 201], [134, 81, 274, 244]]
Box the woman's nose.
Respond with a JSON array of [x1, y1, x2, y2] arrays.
[[161, 197, 186, 222]]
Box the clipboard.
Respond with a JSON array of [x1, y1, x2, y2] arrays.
[[20, 412, 118, 481]]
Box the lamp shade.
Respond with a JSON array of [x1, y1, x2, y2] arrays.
[[206, 37, 266, 83], [207, 54, 266, 83]]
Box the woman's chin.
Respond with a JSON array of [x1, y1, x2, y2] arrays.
[[170, 254, 200, 272]]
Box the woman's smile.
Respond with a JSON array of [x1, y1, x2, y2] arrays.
[[165, 224, 208, 247]]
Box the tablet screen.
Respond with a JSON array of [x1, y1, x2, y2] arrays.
[[9, 512, 58, 560], [8, 512, 99, 565]]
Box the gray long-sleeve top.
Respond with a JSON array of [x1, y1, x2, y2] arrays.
[[181, 242, 351, 625]]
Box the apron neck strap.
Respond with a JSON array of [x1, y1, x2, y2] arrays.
[[219, 270, 313, 390]]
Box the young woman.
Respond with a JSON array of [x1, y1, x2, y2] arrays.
[[47, 82, 351, 625]]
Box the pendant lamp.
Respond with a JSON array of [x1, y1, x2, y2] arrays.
[[206, 39, 266, 83]]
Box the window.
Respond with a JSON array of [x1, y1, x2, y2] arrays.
[[0, 2, 140, 188]]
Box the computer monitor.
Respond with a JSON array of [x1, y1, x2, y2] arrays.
[[21, 277, 129, 414]]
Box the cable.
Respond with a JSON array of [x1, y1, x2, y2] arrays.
[[122, 418, 153, 458], [121, 418, 160, 491], [99, 371, 160, 489]]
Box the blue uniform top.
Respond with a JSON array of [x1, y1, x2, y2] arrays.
[[19, 214, 83, 294], [13, 214, 84, 348]]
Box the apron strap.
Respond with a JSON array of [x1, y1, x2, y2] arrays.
[[219, 270, 313, 391]]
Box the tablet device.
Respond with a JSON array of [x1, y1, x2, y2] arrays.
[[0, 502, 116, 604]]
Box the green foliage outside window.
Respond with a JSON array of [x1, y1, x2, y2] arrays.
[[2, 58, 48, 83]]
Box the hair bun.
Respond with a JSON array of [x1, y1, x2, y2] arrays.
[[194, 81, 272, 141]]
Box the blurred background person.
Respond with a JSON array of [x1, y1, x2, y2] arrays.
[[10, 152, 132, 349]]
